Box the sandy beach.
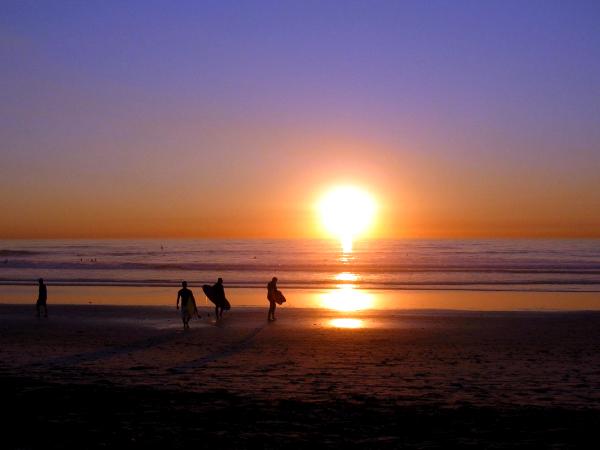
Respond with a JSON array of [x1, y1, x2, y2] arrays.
[[2, 303, 600, 448]]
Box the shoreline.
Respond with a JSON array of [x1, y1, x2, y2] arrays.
[[3, 280, 600, 293], [4, 303, 600, 314], [2, 284, 600, 310]]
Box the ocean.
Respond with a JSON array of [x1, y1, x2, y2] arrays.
[[1, 238, 599, 292]]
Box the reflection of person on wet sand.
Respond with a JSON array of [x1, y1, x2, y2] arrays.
[[176, 281, 198, 330], [36, 278, 48, 318], [267, 277, 278, 322]]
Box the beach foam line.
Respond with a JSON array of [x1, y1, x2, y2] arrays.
[[1, 278, 600, 291], [3, 259, 600, 272]]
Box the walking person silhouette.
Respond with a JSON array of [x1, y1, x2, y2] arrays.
[[176, 281, 198, 330], [36, 278, 48, 318], [213, 277, 226, 319], [267, 277, 278, 322]]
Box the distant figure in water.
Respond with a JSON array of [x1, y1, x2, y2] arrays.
[[36, 278, 48, 318], [176, 281, 198, 330], [267, 277, 278, 322], [213, 277, 226, 319]]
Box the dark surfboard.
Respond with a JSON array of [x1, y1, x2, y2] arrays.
[[202, 284, 231, 310], [273, 289, 286, 305]]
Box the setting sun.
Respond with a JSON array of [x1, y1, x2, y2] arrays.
[[318, 186, 377, 252]]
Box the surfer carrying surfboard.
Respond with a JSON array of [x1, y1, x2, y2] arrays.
[[213, 278, 226, 319], [267, 276, 285, 322], [202, 278, 231, 319], [176, 281, 198, 330]]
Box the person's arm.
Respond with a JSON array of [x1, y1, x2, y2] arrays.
[[176, 292, 180, 309]]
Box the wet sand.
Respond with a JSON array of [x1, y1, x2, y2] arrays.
[[2, 304, 600, 448], [3, 284, 600, 310]]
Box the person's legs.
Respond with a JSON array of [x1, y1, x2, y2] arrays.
[[36, 303, 40, 318], [215, 306, 219, 318], [268, 302, 275, 321], [43, 305, 48, 317]]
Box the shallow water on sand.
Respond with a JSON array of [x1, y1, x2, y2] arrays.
[[2, 285, 600, 311]]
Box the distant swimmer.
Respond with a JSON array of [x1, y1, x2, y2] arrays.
[[267, 277, 286, 322], [176, 281, 198, 330], [36, 278, 48, 318]]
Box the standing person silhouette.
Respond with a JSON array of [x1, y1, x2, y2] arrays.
[[267, 277, 278, 322], [176, 281, 198, 330], [213, 277, 226, 319], [36, 278, 48, 318]]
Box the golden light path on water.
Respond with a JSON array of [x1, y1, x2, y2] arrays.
[[329, 318, 364, 329], [334, 272, 359, 282], [319, 285, 374, 311], [321, 271, 372, 328]]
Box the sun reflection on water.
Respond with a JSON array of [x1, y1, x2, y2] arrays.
[[338, 253, 354, 263], [334, 272, 359, 282], [319, 284, 374, 311], [329, 318, 364, 329]]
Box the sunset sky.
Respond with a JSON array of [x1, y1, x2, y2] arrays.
[[1, 1, 599, 239]]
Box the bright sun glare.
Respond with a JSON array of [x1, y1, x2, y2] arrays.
[[318, 186, 376, 252], [329, 318, 364, 329], [319, 285, 374, 311]]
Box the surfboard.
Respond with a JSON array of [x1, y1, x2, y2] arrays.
[[186, 297, 196, 318], [202, 284, 231, 310], [273, 289, 286, 305]]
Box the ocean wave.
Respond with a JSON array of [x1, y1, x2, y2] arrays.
[[0, 250, 41, 257], [2, 260, 600, 274], [1, 277, 599, 291]]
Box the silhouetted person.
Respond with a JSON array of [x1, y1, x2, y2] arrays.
[[36, 278, 48, 318], [267, 277, 278, 322], [213, 277, 226, 319], [176, 281, 197, 330]]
